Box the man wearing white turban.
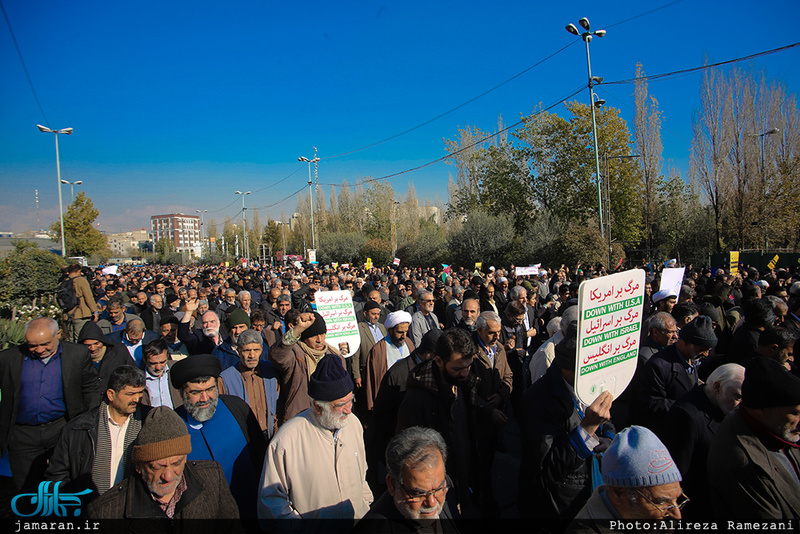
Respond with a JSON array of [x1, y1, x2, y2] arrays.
[[364, 311, 415, 411]]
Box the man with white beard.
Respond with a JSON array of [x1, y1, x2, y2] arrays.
[[177, 300, 224, 355], [708, 358, 800, 519], [258, 354, 373, 530], [662, 363, 745, 519], [354, 426, 459, 533], [171, 355, 267, 521]]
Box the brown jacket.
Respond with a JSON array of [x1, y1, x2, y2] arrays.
[[86, 460, 242, 533], [472, 335, 513, 404], [70, 275, 98, 319], [353, 322, 387, 381], [269, 339, 346, 425], [364, 337, 415, 411]]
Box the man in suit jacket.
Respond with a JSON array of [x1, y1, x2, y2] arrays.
[[139, 339, 183, 408], [352, 301, 387, 389], [0, 317, 99, 491], [633, 315, 718, 436]]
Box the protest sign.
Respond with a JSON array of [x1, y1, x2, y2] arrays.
[[659, 267, 685, 296], [768, 255, 780, 270], [515, 265, 540, 276], [101, 265, 118, 276], [575, 269, 646, 406], [729, 251, 739, 276], [315, 290, 360, 358]]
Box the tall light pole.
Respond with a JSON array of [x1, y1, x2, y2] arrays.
[[234, 191, 251, 261], [566, 18, 607, 238], [756, 127, 780, 251], [298, 148, 320, 250], [60, 179, 83, 203], [37, 124, 73, 257], [196, 209, 208, 256]]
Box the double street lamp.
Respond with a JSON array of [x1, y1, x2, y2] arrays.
[[60, 179, 83, 203], [566, 17, 607, 238], [298, 148, 320, 251], [37, 124, 73, 257], [234, 191, 251, 261]]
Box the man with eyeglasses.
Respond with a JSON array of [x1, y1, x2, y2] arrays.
[[259, 354, 373, 527], [354, 426, 459, 532], [567, 426, 686, 530], [409, 290, 441, 349]]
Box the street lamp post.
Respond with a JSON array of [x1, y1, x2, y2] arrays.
[[234, 191, 251, 261], [756, 127, 780, 252], [566, 18, 607, 238], [196, 209, 208, 256], [60, 179, 83, 203], [37, 124, 73, 257], [298, 148, 320, 251]]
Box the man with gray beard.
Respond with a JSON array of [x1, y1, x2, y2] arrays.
[[708, 358, 800, 519], [259, 354, 372, 530], [171, 355, 266, 521], [354, 426, 459, 533]]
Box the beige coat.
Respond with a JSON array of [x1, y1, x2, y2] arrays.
[[70, 275, 98, 319], [258, 408, 373, 523]]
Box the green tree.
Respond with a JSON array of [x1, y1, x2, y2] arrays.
[[49, 191, 107, 257], [397, 225, 447, 268], [0, 241, 64, 303], [316, 231, 366, 265], [360, 239, 392, 268], [447, 210, 514, 267]]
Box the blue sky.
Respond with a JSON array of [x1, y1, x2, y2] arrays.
[[1, 0, 798, 235]]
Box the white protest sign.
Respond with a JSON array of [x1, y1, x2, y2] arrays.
[[659, 267, 685, 296], [101, 265, 118, 276], [575, 269, 646, 406], [314, 290, 360, 358], [515, 264, 540, 276]]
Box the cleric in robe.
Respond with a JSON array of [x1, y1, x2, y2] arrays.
[[171, 354, 267, 520]]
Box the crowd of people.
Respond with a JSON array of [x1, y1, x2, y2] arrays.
[[1, 259, 800, 533]]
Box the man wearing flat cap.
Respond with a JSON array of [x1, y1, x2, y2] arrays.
[[269, 311, 347, 425], [171, 355, 267, 519], [632, 315, 718, 436], [87, 406, 241, 528], [364, 310, 415, 411], [212, 307, 259, 371], [708, 358, 800, 519], [258, 354, 373, 528], [567, 426, 686, 530]]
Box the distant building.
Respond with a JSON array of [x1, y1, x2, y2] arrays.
[[419, 205, 441, 225], [150, 213, 202, 256], [107, 229, 152, 256]]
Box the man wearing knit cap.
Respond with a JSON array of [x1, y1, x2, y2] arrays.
[[269, 311, 348, 425], [171, 354, 267, 519], [365, 310, 415, 411], [212, 307, 258, 371], [259, 354, 373, 527], [567, 426, 685, 530], [519, 321, 615, 530], [87, 406, 241, 526], [708, 358, 800, 519], [633, 315, 718, 436]]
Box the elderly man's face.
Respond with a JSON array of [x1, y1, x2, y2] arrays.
[[278, 300, 291, 316], [314, 392, 354, 431], [160, 323, 177, 342], [108, 305, 125, 324], [478, 319, 501, 347], [238, 294, 251, 309], [368, 291, 381, 304], [462, 300, 480, 325], [755, 404, 800, 443], [366, 308, 381, 325], [229, 323, 248, 344], [138, 455, 186, 501], [201, 312, 220, 337], [224, 292, 236, 304], [305, 332, 326, 351], [125, 328, 145, 345], [712, 376, 744, 415], [610, 481, 684, 519], [183, 377, 218, 422], [388, 449, 447, 520], [240, 342, 262, 370], [651, 318, 679, 347], [151, 296, 163, 310]]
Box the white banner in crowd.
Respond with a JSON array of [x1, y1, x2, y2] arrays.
[[659, 267, 686, 296], [315, 290, 360, 358], [515, 264, 540, 276], [101, 265, 118, 276], [575, 269, 646, 406]]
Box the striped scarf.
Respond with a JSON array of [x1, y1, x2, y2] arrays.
[[91, 403, 143, 494]]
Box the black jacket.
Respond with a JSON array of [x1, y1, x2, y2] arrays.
[[177, 321, 218, 355], [662, 384, 725, 519], [0, 341, 100, 454], [353, 485, 460, 534], [518, 363, 613, 532], [77, 321, 137, 392], [631, 344, 697, 436], [45, 404, 151, 497]]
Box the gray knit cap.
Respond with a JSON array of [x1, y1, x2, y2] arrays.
[[602, 426, 682, 487], [132, 406, 192, 463]]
